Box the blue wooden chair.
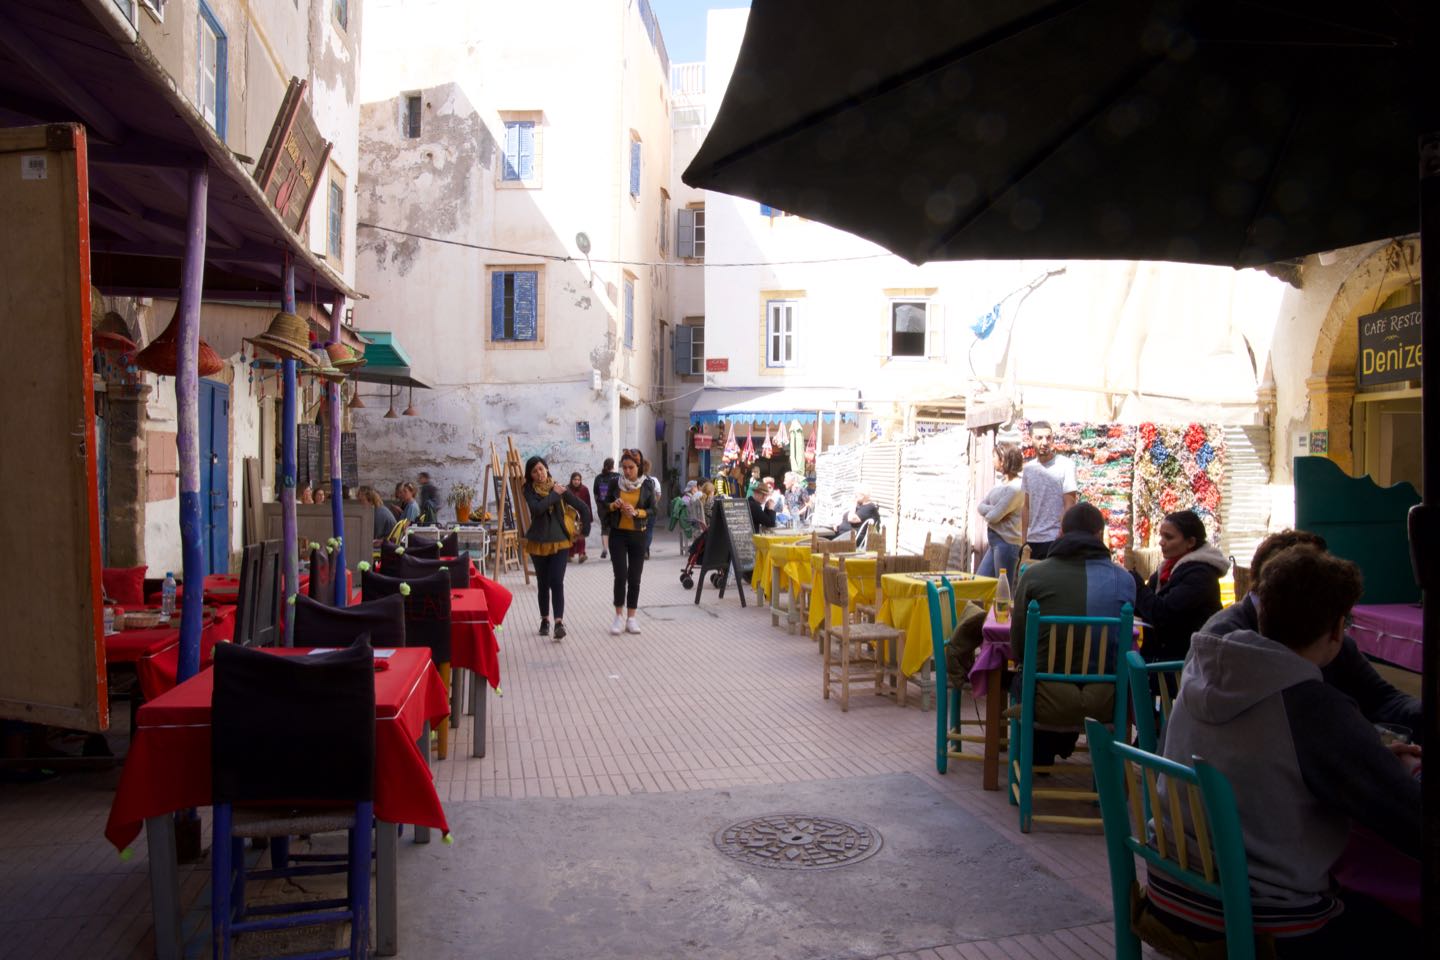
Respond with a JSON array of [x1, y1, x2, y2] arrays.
[[1126, 650, 1185, 754], [210, 641, 376, 959], [927, 578, 1001, 773], [1008, 600, 1133, 832], [1086, 718, 1256, 960]]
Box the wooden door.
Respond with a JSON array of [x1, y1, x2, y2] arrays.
[[0, 125, 107, 731]]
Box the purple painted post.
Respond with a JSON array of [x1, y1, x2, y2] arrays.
[[329, 293, 347, 605], [280, 261, 299, 645], [175, 167, 208, 682]]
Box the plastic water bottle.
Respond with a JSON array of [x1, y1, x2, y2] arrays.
[[103, 605, 115, 635], [993, 568, 1012, 623], [161, 572, 177, 618]]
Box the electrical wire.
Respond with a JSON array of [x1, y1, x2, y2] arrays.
[[356, 220, 896, 269]]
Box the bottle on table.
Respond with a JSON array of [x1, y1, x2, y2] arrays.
[[161, 571, 177, 618], [993, 568, 1012, 623]]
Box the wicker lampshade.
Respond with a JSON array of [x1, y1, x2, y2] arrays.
[[94, 311, 137, 353], [135, 307, 224, 376]]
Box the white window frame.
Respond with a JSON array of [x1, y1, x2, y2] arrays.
[[197, 3, 226, 138], [692, 206, 706, 260], [766, 299, 799, 368], [688, 322, 705, 375], [326, 166, 345, 264], [888, 299, 929, 359]]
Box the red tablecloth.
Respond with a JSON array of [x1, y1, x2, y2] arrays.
[[463, 563, 513, 627], [449, 589, 500, 689], [153, 569, 354, 605], [104, 606, 238, 700], [104, 647, 449, 852], [1350, 603, 1423, 673]]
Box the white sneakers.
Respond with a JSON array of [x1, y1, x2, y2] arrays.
[[610, 614, 625, 636], [625, 617, 641, 634]]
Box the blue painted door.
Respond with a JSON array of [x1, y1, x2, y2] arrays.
[[199, 380, 230, 574]]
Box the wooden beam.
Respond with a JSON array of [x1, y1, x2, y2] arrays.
[[0, 26, 127, 144]]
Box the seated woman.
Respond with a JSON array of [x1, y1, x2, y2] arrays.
[[1130, 509, 1227, 662]]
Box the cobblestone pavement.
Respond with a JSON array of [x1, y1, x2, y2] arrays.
[[0, 534, 1155, 958]]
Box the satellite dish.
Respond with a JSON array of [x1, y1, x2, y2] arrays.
[[575, 232, 591, 255]]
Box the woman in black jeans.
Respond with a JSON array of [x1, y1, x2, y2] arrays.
[[522, 455, 586, 640], [596, 450, 657, 635]]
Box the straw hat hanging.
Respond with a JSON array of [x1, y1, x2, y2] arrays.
[[135, 306, 224, 376], [246, 311, 315, 364], [326, 341, 367, 371], [94, 310, 137, 353]]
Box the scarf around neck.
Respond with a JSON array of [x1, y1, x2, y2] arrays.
[[531, 477, 555, 497], [618, 474, 643, 493]]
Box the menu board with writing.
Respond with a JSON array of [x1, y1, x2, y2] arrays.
[[693, 498, 751, 607], [341, 432, 358, 487]]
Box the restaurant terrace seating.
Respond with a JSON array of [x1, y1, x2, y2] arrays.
[[397, 551, 471, 590], [1086, 718, 1258, 960], [1008, 601, 1134, 833], [294, 593, 407, 649], [1126, 651, 1185, 754], [234, 540, 282, 648], [209, 641, 377, 960], [821, 558, 901, 712], [927, 578, 999, 774], [307, 546, 336, 606]]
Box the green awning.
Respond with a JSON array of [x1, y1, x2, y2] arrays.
[[351, 330, 429, 388]]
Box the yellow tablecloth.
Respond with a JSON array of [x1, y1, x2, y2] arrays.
[[751, 533, 809, 598], [770, 542, 812, 595], [877, 572, 999, 675], [807, 553, 878, 632]]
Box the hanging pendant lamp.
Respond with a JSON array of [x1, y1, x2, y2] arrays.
[[383, 384, 399, 419], [402, 386, 418, 416], [348, 383, 365, 409]]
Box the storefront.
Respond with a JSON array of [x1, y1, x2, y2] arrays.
[[685, 388, 860, 492]]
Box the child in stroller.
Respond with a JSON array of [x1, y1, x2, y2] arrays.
[[678, 528, 728, 590]]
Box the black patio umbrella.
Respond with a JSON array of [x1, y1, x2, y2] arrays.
[[685, 0, 1438, 938]]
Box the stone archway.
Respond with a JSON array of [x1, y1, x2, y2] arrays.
[[1307, 238, 1420, 474]]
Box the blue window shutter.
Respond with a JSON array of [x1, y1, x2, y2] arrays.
[[517, 122, 534, 180], [676, 208, 695, 258], [759, 203, 773, 217], [514, 271, 538, 341], [624, 280, 634, 348], [503, 123, 520, 181], [629, 140, 641, 197], [491, 272, 505, 340], [673, 325, 693, 376]]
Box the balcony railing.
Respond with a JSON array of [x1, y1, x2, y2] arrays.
[[670, 61, 705, 97]]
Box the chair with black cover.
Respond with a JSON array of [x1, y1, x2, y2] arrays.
[[378, 540, 437, 574], [408, 531, 459, 556], [397, 551, 470, 590], [308, 546, 337, 606], [295, 593, 407, 649], [209, 641, 375, 960], [362, 569, 453, 758], [235, 540, 282, 647]]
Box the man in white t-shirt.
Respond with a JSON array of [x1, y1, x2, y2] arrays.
[[1019, 421, 1078, 560]]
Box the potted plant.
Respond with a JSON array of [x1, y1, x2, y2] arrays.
[[448, 481, 479, 523]]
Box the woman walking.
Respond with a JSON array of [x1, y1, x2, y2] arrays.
[[522, 455, 586, 640], [567, 471, 593, 563], [976, 446, 1024, 587], [597, 450, 657, 635]]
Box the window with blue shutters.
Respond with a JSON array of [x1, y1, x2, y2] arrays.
[[629, 137, 641, 198], [490, 269, 539, 342], [623, 277, 635, 348], [502, 120, 536, 182]]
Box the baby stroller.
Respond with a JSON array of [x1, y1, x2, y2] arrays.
[[678, 528, 726, 590]]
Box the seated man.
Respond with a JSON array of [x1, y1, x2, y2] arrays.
[[1010, 503, 1135, 765], [1203, 529, 1421, 742], [822, 490, 880, 541], [1151, 547, 1421, 953], [748, 480, 777, 531]]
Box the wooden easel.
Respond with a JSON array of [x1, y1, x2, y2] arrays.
[[485, 440, 531, 583], [504, 438, 533, 584]]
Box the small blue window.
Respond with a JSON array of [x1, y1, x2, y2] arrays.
[[491, 270, 539, 341], [624, 278, 635, 348], [503, 121, 535, 181], [197, 3, 227, 138], [333, 0, 348, 30], [327, 177, 344, 261], [629, 139, 642, 198]]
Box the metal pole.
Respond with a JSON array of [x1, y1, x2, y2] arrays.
[[175, 166, 207, 682], [280, 261, 299, 645], [330, 293, 347, 605]]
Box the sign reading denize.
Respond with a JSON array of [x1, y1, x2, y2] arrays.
[[1357, 305, 1422, 386]]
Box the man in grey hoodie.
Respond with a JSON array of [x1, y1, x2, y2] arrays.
[[1150, 547, 1421, 954]]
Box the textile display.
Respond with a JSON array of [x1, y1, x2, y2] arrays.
[[1132, 422, 1226, 547], [1019, 422, 1138, 563]]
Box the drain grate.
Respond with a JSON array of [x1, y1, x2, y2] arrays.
[[713, 814, 881, 870]]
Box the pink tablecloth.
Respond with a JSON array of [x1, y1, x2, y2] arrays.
[[1332, 824, 1421, 927], [1349, 603, 1423, 673], [973, 617, 1015, 699]]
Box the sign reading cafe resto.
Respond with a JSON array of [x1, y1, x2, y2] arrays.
[[1357, 305, 1422, 387], [254, 78, 332, 233]]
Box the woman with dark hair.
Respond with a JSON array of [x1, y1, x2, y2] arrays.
[[1131, 509, 1228, 662], [596, 450, 658, 635], [567, 471, 593, 563], [522, 455, 586, 640], [976, 446, 1024, 586]]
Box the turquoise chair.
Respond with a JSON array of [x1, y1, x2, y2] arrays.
[[1086, 718, 1256, 960], [1126, 650, 1185, 753], [1008, 600, 1133, 832], [926, 578, 960, 773]]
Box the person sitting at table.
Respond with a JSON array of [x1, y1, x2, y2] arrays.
[[749, 480, 777, 531], [782, 472, 812, 525], [1010, 502, 1135, 767], [398, 481, 421, 524], [817, 489, 880, 541], [1203, 529, 1422, 743], [358, 487, 393, 541], [1145, 546, 1421, 955], [297, 482, 314, 504], [1128, 509, 1227, 663], [314, 486, 328, 504]]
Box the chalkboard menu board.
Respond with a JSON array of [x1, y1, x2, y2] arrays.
[[494, 474, 515, 530], [693, 497, 752, 606], [296, 424, 323, 488], [341, 432, 358, 487]]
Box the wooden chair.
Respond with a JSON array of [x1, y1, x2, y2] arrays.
[[821, 558, 901, 711], [857, 554, 930, 702], [1230, 558, 1251, 599], [804, 533, 856, 644], [1009, 600, 1134, 832], [497, 529, 523, 574], [922, 532, 954, 570], [1126, 651, 1185, 754], [1087, 719, 1258, 960], [852, 536, 887, 623], [856, 519, 883, 552]]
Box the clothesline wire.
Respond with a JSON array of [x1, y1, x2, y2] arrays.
[[356, 221, 896, 268]]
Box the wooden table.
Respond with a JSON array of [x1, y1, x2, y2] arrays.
[[750, 532, 810, 599], [879, 573, 1000, 676], [103, 605, 236, 700], [767, 541, 812, 632], [806, 553, 878, 634], [104, 647, 450, 958]]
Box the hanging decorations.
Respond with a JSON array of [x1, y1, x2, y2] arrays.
[[722, 421, 740, 466], [741, 422, 756, 464], [760, 424, 774, 458], [804, 425, 817, 467], [135, 306, 224, 376], [1018, 420, 1138, 563], [1132, 422, 1227, 547]]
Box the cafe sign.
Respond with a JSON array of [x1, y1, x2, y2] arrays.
[[254, 78, 332, 233], [1358, 305, 1422, 386]]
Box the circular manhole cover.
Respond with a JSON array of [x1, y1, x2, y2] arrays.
[[713, 814, 882, 870]]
